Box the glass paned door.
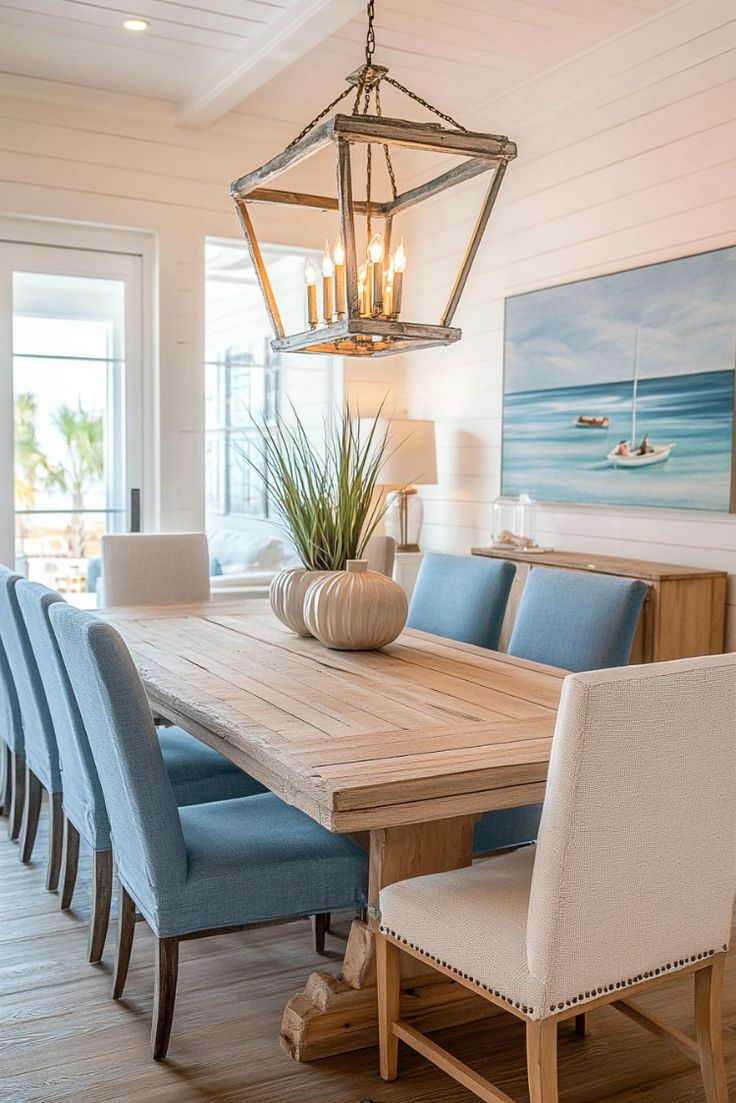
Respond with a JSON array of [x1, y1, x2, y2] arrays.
[[0, 243, 142, 603]]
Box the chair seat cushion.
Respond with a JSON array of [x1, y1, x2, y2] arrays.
[[139, 792, 368, 937], [159, 728, 268, 807], [380, 847, 545, 1017], [473, 804, 543, 854], [69, 727, 267, 852]]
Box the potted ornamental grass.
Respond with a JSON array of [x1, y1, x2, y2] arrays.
[[247, 403, 408, 647]]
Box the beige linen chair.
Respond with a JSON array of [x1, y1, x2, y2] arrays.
[[101, 533, 211, 607], [364, 535, 396, 577], [377, 654, 736, 1103]]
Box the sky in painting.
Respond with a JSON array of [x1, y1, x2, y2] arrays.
[[504, 246, 736, 394]]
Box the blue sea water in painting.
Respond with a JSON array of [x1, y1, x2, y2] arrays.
[[501, 246, 736, 512], [502, 370, 734, 512]]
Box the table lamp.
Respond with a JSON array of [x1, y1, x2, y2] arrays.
[[368, 418, 437, 552]]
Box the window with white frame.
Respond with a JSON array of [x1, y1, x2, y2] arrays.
[[204, 239, 339, 533]]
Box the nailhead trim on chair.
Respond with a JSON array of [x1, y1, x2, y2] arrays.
[[380, 926, 728, 1020]]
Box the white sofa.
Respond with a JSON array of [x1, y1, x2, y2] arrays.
[[208, 529, 300, 595]]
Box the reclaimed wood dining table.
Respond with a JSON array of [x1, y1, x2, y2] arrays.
[[101, 598, 566, 1062]]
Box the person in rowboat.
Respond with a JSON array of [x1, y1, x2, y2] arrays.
[[614, 440, 630, 457], [637, 433, 653, 455]]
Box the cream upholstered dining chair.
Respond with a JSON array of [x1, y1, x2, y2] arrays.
[[100, 533, 211, 607], [376, 654, 736, 1103], [363, 535, 396, 577]]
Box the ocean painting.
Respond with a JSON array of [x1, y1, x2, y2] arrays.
[[501, 246, 736, 512]]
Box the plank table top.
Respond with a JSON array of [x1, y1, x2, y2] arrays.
[[102, 599, 566, 833]]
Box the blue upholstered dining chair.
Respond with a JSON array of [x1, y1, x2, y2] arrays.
[[17, 579, 268, 963], [473, 566, 648, 855], [0, 566, 63, 887], [50, 603, 368, 1060], [0, 618, 24, 841], [507, 567, 648, 673], [407, 553, 516, 650]]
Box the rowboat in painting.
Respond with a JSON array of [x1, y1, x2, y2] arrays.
[[575, 415, 609, 428]]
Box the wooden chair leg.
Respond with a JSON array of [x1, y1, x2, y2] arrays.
[[46, 792, 64, 892], [527, 1019, 559, 1103], [151, 937, 179, 1061], [8, 751, 25, 841], [20, 767, 42, 864], [377, 935, 401, 1082], [59, 818, 80, 910], [695, 957, 729, 1103], [575, 1012, 589, 1037], [113, 882, 136, 999], [88, 849, 113, 964], [312, 913, 330, 954]]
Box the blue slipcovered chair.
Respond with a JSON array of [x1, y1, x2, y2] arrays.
[[507, 567, 648, 672], [0, 566, 63, 886], [405, 555, 544, 856], [17, 580, 268, 962], [407, 553, 516, 650], [472, 566, 648, 855], [50, 603, 368, 1060], [0, 620, 24, 841]]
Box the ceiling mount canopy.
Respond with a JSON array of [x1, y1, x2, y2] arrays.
[[230, 0, 517, 358]]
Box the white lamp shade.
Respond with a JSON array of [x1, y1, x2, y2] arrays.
[[360, 418, 437, 487]]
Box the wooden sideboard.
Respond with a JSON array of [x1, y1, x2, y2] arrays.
[[471, 547, 727, 663]]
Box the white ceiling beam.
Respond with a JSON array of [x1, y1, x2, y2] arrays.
[[178, 0, 366, 130]]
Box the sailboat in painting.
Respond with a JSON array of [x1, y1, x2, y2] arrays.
[[607, 329, 676, 468]]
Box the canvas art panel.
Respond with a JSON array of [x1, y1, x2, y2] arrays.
[[501, 246, 736, 512]]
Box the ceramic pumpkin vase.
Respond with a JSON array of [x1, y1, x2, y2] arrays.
[[269, 567, 335, 637], [303, 559, 408, 651]]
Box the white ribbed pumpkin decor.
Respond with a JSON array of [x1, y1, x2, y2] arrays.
[[269, 568, 335, 637], [303, 559, 408, 651]]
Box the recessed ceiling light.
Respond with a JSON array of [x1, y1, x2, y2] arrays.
[[123, 18, 148, 31]]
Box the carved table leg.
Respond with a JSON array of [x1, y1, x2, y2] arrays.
[[280, 814, 498, 1061]]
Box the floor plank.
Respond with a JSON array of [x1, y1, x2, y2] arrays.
[[2, 806, 735, 1103]]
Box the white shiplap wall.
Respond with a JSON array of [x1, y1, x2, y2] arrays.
[[390, 0, 736, 648]]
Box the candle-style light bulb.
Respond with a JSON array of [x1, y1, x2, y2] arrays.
[[367, 232, 385, 315], [321, 239, 335, 324], [332, 233, 346, 318], [305, 258, 318, 329], [333, 235, 345, 266], [358, 262, 369, 317], [383, 258, 394, 318], [391, 238, 406, 318]]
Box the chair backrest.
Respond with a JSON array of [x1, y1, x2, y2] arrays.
[[0, 601, 23, 755], [364, 535, 396, 578], [527, 656, 736, 1007], [407, 553, 516, 650], [17, 581, 110, 850], [0, 566, 60, 789], [101, 533, 211, 607], [508, 567, 647, 672], [49, 604, 187, 903]]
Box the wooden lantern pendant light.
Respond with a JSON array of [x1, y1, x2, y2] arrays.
[[230, 0, 517, 358]]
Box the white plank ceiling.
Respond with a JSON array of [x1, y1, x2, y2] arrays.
[[0, 0, 679, 128]]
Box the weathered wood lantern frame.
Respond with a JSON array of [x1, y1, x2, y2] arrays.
[[230, 98, 517, 359]]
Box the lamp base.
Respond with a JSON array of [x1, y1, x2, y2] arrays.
[[385, 488, 424, 552]]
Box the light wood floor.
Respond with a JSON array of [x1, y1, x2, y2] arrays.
[[2, 808, 735, 1103]]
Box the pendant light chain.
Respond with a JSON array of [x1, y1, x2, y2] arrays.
[[383, 74, 467, 132], [364, 0, 376, 66]]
